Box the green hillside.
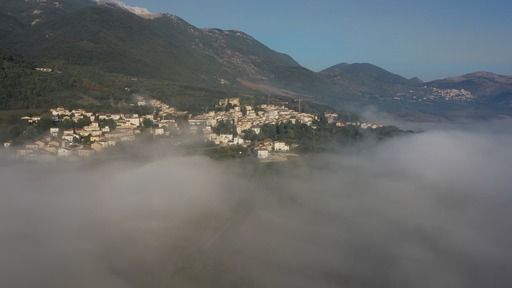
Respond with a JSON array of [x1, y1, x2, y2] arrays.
[[0, 4, 315, 112], [2, 6, 303, 87], [0, 0, 510, 120], [0, 0, 93, 28], [319, 63, 419, 96]]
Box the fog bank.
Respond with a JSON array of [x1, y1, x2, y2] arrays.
[[1, 121, 511, 288]]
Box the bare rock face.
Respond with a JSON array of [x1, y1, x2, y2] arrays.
[[93, 0, 150, 15]]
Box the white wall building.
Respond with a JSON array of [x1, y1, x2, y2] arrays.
[[50, 127, 60, 136], [274, 141, 290, 152], [153, 128, 165, 136], [57, 148, 71, 158], [256, 148, 269, 159]]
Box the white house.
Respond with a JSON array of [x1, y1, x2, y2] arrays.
[[274, 141, 290, 152], [232, 137, 245, 145], [50, 127, 60, 137], [62, 134, 76, 142], [256, 148, 269, 159], [51, 107, 70, 116], [57, 148, 71, 158], [35, 67, 52, 73], [324, 113, 339, 123], [153, 128, 165, 136], [218, 134, 234, 145], [25, 144, 39, 150], [126, 117, 141, 126]]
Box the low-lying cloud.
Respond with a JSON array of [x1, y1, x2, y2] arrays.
[[1, 121, 511, 288]]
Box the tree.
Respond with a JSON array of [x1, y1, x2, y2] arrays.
[[143, 118, 154, 129], [213, 120, 237, 136], [82, 134, 91, 144], [176, 115, 189, 132], [205, 145, 249, 160], [99, 119, 116, 130], [36, 114, 54, 133], [58, 119, 75, 130], [259, 124, 277, 140], [126, 105, 152, 116], [314, 115, 328, 126], [75, 118, 91, 129], [21, 126, 38, 142], [287, 129, 295, 139], [224, 103, 235, 112], [242, 129, 258, 142]]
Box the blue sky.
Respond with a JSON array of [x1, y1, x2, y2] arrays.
[[123, 0, 512, 81]]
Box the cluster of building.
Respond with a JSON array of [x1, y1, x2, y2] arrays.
[[325, 112, 383, 129], [390, 87, 475, 104], [336, 121, 383, 129], [8, 107, 147, 162], [6, 97, 320, 161], [253, 140, 292, 159], [3, 97, 385, 161], [186, 98, 321, 158], [35, 67, 53, 73], [428, 88, 475, 101]]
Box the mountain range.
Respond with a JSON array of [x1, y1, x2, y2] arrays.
[[0, 0, 510, 120]]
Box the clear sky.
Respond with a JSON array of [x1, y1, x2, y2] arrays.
[[122, 0, 512, 81]]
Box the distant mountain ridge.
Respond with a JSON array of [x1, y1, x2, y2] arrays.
[[0, 0, 510, 120], [319, 62, 422, 99], [322, 63, 419, 85]]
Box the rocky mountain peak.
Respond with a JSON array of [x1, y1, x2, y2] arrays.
[[93, 0, 151, 16]]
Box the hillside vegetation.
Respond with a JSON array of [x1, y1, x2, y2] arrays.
[[0, 0, 510, 120]]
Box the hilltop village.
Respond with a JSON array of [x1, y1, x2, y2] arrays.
[[3, 97, 384, 162], [393, 87, 476, 103]]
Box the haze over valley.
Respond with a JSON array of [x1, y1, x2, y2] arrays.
[[2, 120, 512, 287], [0, 1, 511, 287]]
